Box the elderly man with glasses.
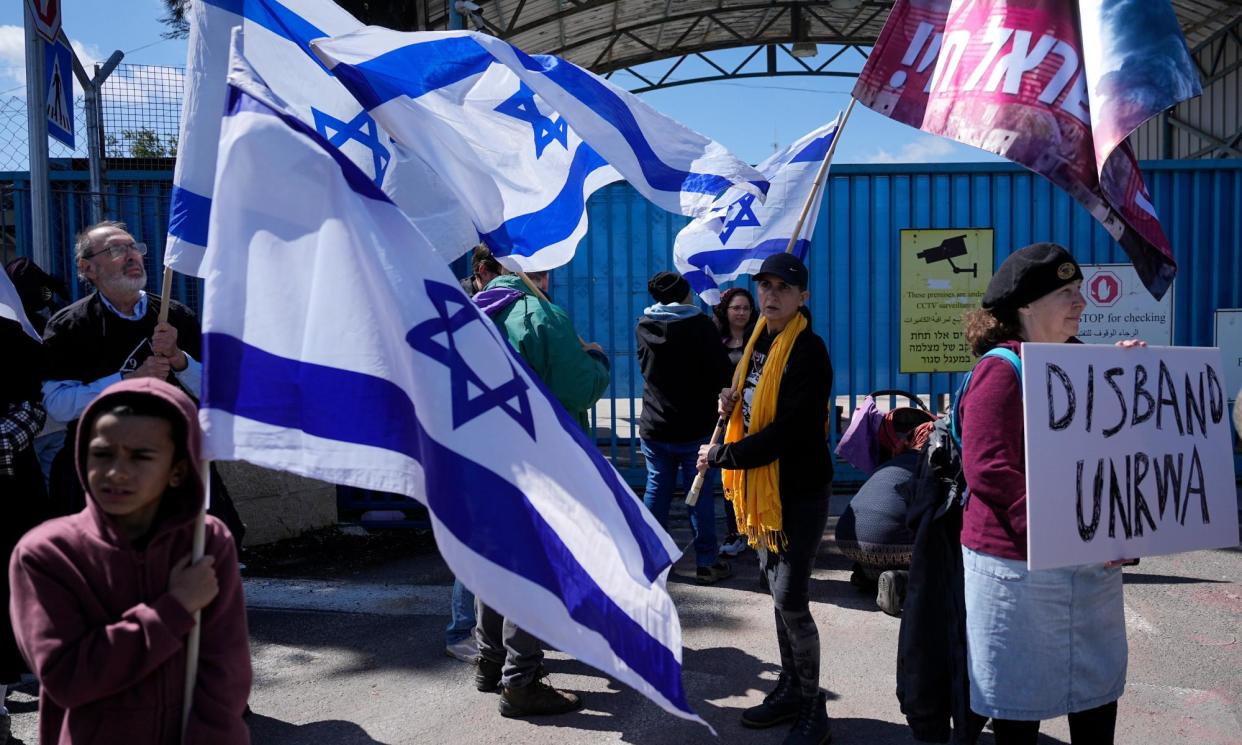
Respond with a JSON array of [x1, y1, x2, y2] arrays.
[[39, 221, 208, 518]]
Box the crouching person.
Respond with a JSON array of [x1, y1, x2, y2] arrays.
[[9, 378, 251, 744]]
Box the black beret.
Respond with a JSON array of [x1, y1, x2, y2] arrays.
[[982, 242, 1083, 312], [647, 271, 690, 304]]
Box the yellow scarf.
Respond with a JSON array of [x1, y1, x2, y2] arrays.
[[722, 311, 808, 553]]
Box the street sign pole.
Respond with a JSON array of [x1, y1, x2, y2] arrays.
[[24, 1, 51, 270]]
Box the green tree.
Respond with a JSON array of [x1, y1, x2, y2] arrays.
[[106, 128, 179, 158], [159, 0, 190, 39]]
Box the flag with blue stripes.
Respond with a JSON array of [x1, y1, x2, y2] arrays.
[[200, 45, 703, 727], [0, 269, 39, 342], [165, 0, 475, 277], [311, 28, 770, 271], [674, 118, 842, 303]]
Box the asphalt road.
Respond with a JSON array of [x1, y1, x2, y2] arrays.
[[6, 504, 1241, 745]]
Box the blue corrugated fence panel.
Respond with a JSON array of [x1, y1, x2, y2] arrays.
[[5, 161, 1240, 487]]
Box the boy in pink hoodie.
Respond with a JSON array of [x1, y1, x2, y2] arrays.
[[8, 378, 251, 744]]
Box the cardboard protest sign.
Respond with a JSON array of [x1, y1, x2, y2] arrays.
[[1023, 343, 1239, 570]]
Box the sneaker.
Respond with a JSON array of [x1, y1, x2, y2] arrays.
[[696, 560, 733, 585], [876, 569, 908, 617], [782, 691, 831, 745], [445, 638, 479, 664], [719, 534, 749, 558], [475, 657, 502, 692], [740, 673, 800, 729], [498, 674, 583, 718]]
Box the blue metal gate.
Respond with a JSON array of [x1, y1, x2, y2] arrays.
[[559, 160, 1242, 485], [6, 160, 1241, 487]]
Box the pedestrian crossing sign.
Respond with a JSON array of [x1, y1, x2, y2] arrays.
[[45, 36, 73, 149]]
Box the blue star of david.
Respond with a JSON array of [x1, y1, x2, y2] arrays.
[[494, 83, 569, 158], [312, 108, 391, 187], [718, 193, 762, 245], [406, 280, 536, 439]]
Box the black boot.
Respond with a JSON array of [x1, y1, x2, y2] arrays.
[[783, 691, 831, 745], [498, 674, 583, 718], [474, 657, 502, 692], [741, 673, 801, 729]]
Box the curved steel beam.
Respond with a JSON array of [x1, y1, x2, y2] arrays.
[[533, 2, 887, 63], [618, 67, 862, 94]]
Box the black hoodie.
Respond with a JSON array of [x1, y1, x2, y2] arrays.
[[636, 304, 733, 442]]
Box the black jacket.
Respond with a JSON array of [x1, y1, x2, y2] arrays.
[[636, 309, 732, 442], [708, 312, 834, 500], [42, 291, 202, 390], [895, 422, 975, 744]]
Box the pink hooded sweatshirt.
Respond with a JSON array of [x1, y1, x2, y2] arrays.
[[8, 378, 251, 744]]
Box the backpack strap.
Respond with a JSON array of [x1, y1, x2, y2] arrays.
[[950, 346, 1023, 445]]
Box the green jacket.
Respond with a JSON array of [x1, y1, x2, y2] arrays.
[[482, 275, 609, 431]]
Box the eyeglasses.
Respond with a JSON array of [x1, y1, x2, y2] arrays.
[[82, 241, 147, 261]]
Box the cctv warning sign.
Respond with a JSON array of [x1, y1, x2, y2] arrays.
[[899, 228, 994, 373]]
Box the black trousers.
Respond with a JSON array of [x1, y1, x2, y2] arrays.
[[980, 701, 1119, 745]]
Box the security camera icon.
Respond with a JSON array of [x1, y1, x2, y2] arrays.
[[916, 235, 977, 278]]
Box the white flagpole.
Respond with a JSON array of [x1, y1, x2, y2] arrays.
[[181, 459, 209, 741], [685, 98, 857, 507]]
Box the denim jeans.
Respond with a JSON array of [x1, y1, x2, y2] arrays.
[[444, 578, 476, 645], [639, 438, 719, 567]]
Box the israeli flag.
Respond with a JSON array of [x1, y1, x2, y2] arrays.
[[311, 29, 770, 269], [200, 44, 703, 728], [310, 29, 621, 273], [674, 118, 842, 303], [0, 269, 40, 342], [165, 0, 475, 277]]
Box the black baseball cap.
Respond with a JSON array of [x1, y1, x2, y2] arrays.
[[754, 252, 809, 290]]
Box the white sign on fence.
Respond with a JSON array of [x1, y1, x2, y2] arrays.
[[1023, 343, 1239, 570], [1077, 264, 1174, 345], [1215, 309, 1242, 404]]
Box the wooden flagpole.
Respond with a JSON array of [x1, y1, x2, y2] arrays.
[[158, 266, 175, 323], [685, 98, 857, 507], [181, 459, 209, 741]]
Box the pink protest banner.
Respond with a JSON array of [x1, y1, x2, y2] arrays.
[[853, 0, 1201, 300]]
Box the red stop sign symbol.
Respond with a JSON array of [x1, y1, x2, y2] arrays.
[[1088, 271, 1121, 307]]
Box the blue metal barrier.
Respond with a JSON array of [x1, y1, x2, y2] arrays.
[[6, 162, 1240, 491]]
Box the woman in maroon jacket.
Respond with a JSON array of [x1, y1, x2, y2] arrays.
[[9, 378, 250, 745], [959, 243, 1131, 745]]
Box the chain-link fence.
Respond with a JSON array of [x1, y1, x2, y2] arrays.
[[101, 64, 184, 169], [0, 63, 185, 172], [0, 95, 90, 172], [1, 63, 193, 305]]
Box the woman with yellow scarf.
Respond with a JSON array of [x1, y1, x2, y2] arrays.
[[696, 253, 834, 745]]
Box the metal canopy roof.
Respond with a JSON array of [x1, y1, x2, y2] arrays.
[[414, 1, 1242, 82]]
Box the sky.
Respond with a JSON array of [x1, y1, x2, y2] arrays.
[[0, 0, 1002, 166]]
